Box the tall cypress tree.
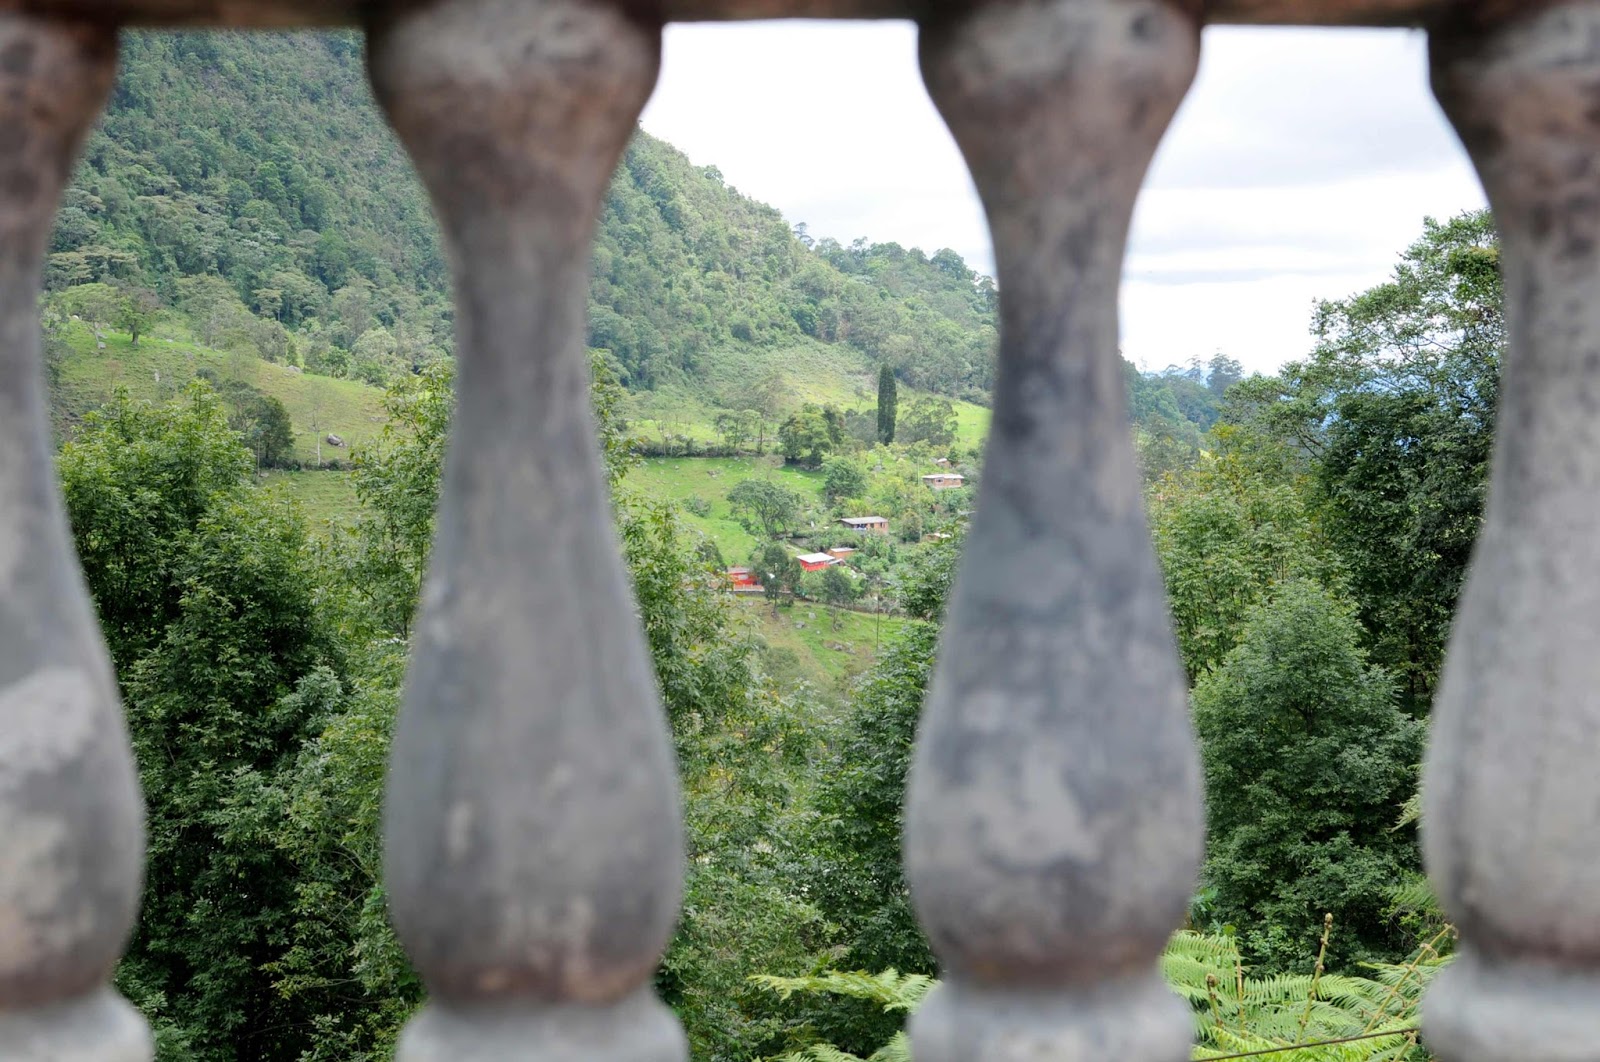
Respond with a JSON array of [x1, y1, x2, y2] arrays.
[[876, 365, 897, 444]]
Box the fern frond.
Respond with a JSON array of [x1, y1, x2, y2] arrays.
[[772, 1046, 870, 1062], [749, 969, 935, 1012], [867, 1031, 913, 1062]]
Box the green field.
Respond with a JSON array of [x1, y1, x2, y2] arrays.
[[624, 455, 827, 559], [54, 319, 387, 464], [622, 337, 990, 454], [739, 597, 909, 696], [951, 400, 991, 448], [264, 469, 361, 531], [57, 324, 950, 695]]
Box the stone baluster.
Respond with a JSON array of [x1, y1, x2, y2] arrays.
[[903, 2, 1202, 1059], [1423, 5, 1600, 1060], [0, 14, 152, 1062], [367, 1, 686, 1059]]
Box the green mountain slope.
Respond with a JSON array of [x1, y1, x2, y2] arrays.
[[56, 31, 998, 405], [52, 29, 1225, 477], [49, 314, 386, 464]]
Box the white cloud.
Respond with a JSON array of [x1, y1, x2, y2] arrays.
[[641, 19, 1487, 377]]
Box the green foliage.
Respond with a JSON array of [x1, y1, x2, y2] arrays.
[[895, 396, 956, 449], [612, 498, 827, 1060], [59, 384, 254, 663], [715, 408, 761, 455], [753, 971, 930, 1062], [1166, 927, 1444, 1061], [758, 928, 1448, 1062], [802, 565, 862, 629], [730, 477, 805, 540], [64, 33, 998, 404], [259, 652, 421, 1062], [591, 351, 642, 488], [780, 403, 842, 468], [754, 541, 804, 608], [114, 282, 161, 344], [1150, 439, 1343, 681], [751, 969, 935, 1014], [801, 623, 939, 1053], [335, 363, 453, 638], [248, 394, 294, 468], [1194, 581, 1426, 972], [60, 385, 345, 1061], [822, 457, 868, 505], [876, 366, 897, 444], [1128, 354, 1237, 482], [896, 530, 962, 622], [1227, 210, 1500, 708]]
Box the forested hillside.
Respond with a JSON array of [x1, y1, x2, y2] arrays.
[[55, 31, 996, 401], [54, 29, 1227, 459]]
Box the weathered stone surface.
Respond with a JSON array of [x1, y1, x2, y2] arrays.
[[0, 0, 1556, 30], [902, 0, 1200, 1058], [396, 989, 686, 1062], [0, 989, 151, 1062], [370, 0, 685, 1056], [0, 11, 150, 1060], [1424, 4, 1600, 1060]]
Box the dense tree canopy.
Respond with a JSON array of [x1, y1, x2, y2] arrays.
[[1194, 581, 1425, 972], [1226, 211, 1500, 707], [59, 385, 345, 1059]]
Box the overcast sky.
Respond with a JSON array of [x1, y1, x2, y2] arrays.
[[640, 22, 1487, 376]]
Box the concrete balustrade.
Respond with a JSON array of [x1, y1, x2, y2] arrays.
[[0, 2, 1585, 1060]]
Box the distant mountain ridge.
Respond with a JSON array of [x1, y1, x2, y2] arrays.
[[55, 31, 999, 403]]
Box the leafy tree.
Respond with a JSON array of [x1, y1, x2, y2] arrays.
[[1207, 353, 1244, 396], [338, 363, 453, 637], [1194, 581, 1425, 972], [822, 457, 868, 505], [114, 282, 161, 344], [896, 530, 963, 622], [1226, 210, 1500, 708], [177, 275, 255, 349], [813, 564, 862, 629], [257, 655, 420, 1062], [876, 365, 897, 444], [896, 396, 956, 448], [728, 477, 803, 540], [778, 403, 835, 468], [243, 394, 294, 468], [59, 385, 254, 664], [59, 385, 343, 1061], [734, 369, 792, 455], [590, 352, 641, 488], [753, 541, 802, 611], [714, 409, 757, 454], [1149, 438, 1343, 681]]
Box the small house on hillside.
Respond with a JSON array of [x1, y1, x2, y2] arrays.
[[827, 546, 857, 560], [726, 567, 760, 589], [922, 473, 965, 490], [797, 552, 838, 572], [839, 516, 889, 534], [933, 457, 953, 468]]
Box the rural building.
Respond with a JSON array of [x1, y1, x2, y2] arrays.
[[839, 516, 889, 534], [933, 457, 952, 468], [726, 567, 760, 589], [827, 546, 857, 560], [922, 473, 966, 489], [796, 552, 839, 572]]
